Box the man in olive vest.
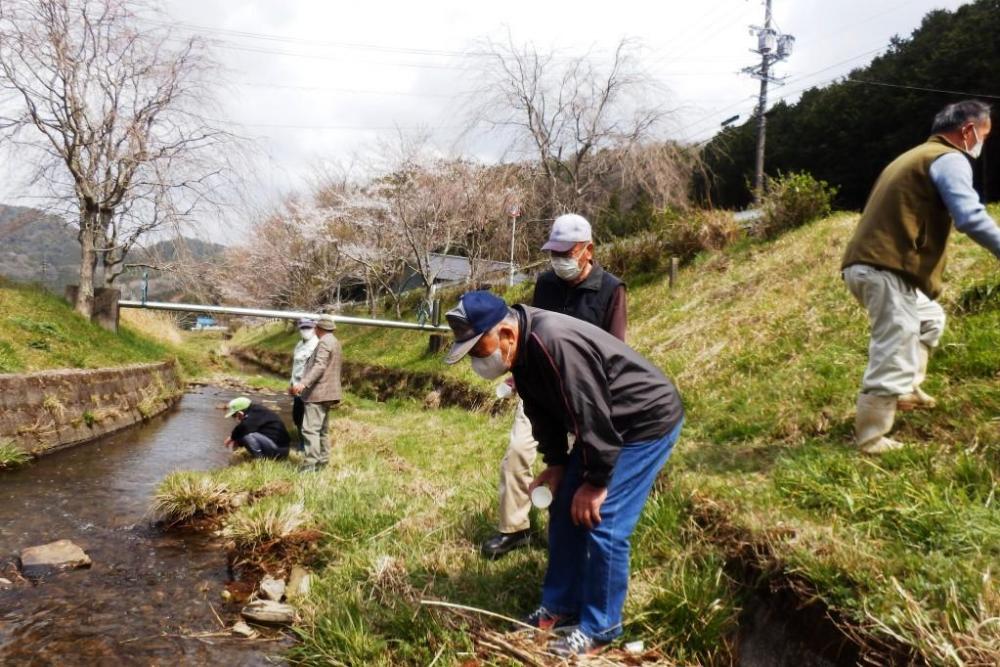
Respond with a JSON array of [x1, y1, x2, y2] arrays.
[[481, 214, 627, 559], [841, 100, 1000, 454]]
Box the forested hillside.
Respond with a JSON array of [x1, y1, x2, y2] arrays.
[[702, 0, 1000, 208]]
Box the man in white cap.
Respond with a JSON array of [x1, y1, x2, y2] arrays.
[[288, 318, 319, 451], [291, 314, 342, 472], [481, 213, 627, 559]]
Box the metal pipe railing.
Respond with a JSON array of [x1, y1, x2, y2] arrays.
[[118, 300, 451, 333]]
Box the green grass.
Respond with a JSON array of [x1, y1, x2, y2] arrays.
[[230, 281, 535, 384], [0, 441, 31, 470], [0, 278, 235, 379], [156, 394, 736, 664], [174, 208, 1000, 664], [0, 278, 174, 372]]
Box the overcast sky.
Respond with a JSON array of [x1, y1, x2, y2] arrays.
[[157, 0, 969, 198], [0, 0, 973, 228]]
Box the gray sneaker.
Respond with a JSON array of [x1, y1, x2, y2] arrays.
[[548, 628, 609, 657]]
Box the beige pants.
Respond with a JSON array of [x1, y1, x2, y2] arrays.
[[843, 264, 946, 396], [302, 401, 335, 466], [497, 399, 539, 533]]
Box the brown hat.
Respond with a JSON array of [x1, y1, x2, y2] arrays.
[[316, 314, 337, 331]]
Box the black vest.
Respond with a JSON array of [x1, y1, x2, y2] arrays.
[[531, 263, 623, 331]]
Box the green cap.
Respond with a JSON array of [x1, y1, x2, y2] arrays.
[[225, 396, 252, 418]]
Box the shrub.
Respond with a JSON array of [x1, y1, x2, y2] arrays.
[[754, 171, 837, 239], [603, 208, 742, 280]]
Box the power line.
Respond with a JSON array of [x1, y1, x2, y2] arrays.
[[144, 17, 488, 59], [209, 117, 458, 131], [676, 42, 890, 143], [231, 80, 461, 98], [845, 78, 1000, 101]]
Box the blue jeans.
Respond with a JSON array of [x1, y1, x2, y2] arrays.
[[541, 420, 682, 642], [239, 432, 288, 460]]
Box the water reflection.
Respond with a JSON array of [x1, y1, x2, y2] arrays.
[[0, 387, 294, 665]]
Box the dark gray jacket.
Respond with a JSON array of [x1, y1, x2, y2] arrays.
[[511, 305, 683, 487]]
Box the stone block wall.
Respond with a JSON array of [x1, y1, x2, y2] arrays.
[[0, 361, 183, 457]]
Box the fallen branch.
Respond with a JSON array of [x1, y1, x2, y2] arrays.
[[419, 598, 537, 632]]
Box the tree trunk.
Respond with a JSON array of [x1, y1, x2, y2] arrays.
[[75, 210, 99, 318], [99, 209, 118, 289]]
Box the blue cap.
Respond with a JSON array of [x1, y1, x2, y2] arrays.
[[297, 318, 317, 329], [443, 291, 508, 364]]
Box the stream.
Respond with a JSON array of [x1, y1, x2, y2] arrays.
[[0, 386, 290, 666]]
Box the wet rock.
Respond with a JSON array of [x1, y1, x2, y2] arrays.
[[19, 540, 92, 576], [231, 621, 259, 639], [241, 599, 296, 626], [286, 565, 311, 600], [0, 577, 12, 590], [258, 575, 285, 602]]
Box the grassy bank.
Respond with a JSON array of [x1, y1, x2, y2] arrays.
[[230, 281, 534, 385], [0, 278, 229, 378], [161, 209, 1000, 664], [156, 394, 728, 665]]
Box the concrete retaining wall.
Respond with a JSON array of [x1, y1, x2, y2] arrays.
[[0, 361, 183, 457]]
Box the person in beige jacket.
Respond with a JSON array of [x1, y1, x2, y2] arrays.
[[291, 314, 342, 471]]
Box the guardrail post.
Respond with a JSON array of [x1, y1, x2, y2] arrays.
[[428, 298, 443, 353], [669, 257, 679, 290]]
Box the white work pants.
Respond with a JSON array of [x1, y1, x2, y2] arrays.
[[843, 264, 945, 396]]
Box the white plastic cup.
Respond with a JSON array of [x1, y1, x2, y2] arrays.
[[495, 382, 513, 400], [530, 485, 553, 509]]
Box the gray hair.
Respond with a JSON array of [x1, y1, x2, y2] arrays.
[[931, 100, 992, 134], [488, 308, 519, 335]]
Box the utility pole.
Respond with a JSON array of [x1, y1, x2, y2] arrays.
[[743, 0, 794, 203], [507, 203, 521, 287]]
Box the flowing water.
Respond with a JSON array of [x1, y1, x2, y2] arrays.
[[0, 387, 291, 666]]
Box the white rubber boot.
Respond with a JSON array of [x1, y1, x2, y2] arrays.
[[855, 393, 905, 454], [897, 344, 936, 411]]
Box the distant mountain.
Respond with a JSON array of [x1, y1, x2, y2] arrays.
[[0, 204, 226, 298], [0, 205, 79, 291]]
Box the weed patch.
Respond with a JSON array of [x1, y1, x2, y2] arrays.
[[0, 441, 30, 470]]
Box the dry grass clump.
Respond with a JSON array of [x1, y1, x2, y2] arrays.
[[152, 472, 230, 521], [866, 576, 1000, 667], [222, 499, 311, 548], [120, 308, 185, 346]]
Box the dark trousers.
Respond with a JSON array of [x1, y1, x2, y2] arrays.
[[238, 432, 289, 460], [292, 396, 306, 450]]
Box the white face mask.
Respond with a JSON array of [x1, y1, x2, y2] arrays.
[[551, 255, 583, 281], [300, 329, 316, 341], [471, 347, 509, 380], [966, 126, 984, 159]]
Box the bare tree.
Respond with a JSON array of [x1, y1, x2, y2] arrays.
[[470, 36, 669, 219], [209, 196, 348, 311], [0, 0, 234, 316]]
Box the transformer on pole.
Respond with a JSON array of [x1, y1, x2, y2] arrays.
[[742, 0, 794, 202]]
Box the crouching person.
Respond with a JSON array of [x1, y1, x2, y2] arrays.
[[444, 291, 684, 657], [224, 396, 291, 460]]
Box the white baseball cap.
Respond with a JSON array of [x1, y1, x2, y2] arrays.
[[541, 214, 592, 252]]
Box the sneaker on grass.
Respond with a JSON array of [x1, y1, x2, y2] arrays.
[[520, 606, 579, 632], [547, 628, 609, 657]]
